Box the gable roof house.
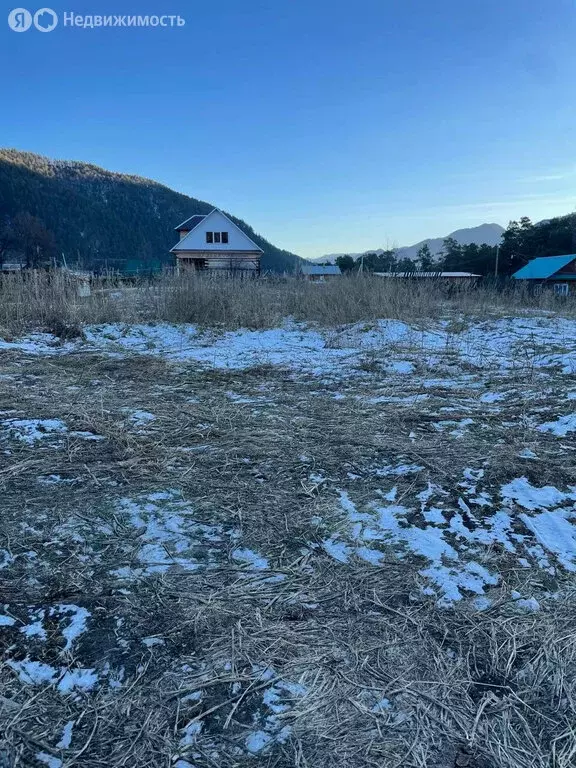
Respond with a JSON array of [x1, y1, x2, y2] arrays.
[[512, 254, 576, 295], [171, 209, 263, 276]]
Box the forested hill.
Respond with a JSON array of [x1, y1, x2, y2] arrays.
[[0, 149, 301, 273]]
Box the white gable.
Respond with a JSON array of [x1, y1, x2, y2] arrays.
[[172, 209, 263, 253]]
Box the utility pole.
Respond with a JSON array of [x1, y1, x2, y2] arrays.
[[494, 245, 500, 277]]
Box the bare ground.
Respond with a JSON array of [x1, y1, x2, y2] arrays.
[[1, 331, 576, 768]]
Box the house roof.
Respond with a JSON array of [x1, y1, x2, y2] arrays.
[[512, 254, 576, 280], [375, 271, 481, 278], [175, 214, 206, 232], [171, 209, 264, 254], [302, 264, 341, 276]]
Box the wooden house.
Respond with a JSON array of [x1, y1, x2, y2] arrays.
[[171, 209, 263, 276], [512, 254, 576, 295]]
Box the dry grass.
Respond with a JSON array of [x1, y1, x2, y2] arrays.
[[0, 270, 573, 338], [1, 337, 575, 767]]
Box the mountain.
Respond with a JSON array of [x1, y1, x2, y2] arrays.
[[315, 223, 505, 264], [0, 149, 301, 274]]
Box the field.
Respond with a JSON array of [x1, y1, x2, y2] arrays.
[[1, 276, 576, 767]]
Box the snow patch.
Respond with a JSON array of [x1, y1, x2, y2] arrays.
[[56, 721, 75, 749], [480, 392, 505, 404], [7, 658, 98, 693], [2, 418, 67, 444], [123, 408, 156, 425], [35, 753, 62, 768], [520, 510, 576, 572], [57, 667, 99, 694], [114, 492, 223, 575], [501, 477, 576, 511], [232, 548, 269, 570], [246, 730, 273, 754], [7, 659, 58, 685], [56, 605, 90, 652], [538, 413, 576, 437], [322, 538, 351, 563]]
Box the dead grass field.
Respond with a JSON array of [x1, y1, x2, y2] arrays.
[[1, 297, 576, 767], [0, 270, 575, 337]]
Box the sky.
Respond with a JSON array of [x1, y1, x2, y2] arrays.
[[1, 0, 576, 258]]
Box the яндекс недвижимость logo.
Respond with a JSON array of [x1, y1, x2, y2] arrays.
[[7, 10, 185, 30], [8, 7, 58, 31], [34, 8, 58, 31], [8, 8, 33, 30]]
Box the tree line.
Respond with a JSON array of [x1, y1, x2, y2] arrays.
[[2, 147, 576, 276], [333, 213, 576, 277]]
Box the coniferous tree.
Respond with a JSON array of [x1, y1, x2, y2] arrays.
[[416, 244, 434, 271], [439, 237, 463, 270], [396, 257, 417, 273], [335, 254, 356, 273], [1, 212, 56, 267]]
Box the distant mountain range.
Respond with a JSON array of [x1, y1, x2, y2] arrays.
[[0, 149, 302, 274], [312, 223, 505, 264]]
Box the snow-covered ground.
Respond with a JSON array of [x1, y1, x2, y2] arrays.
[[1, 315, 576, 375], [2, 316, 576, 608], [318, 475, 576, 607], [1, 314, 576, 765]]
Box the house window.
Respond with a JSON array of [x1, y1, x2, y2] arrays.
[[554, 283, 569, 296], [205, 231, 229, 245]]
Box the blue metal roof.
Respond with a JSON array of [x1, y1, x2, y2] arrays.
[[302, 264, 341, 276], [512, 254, 576, 280]]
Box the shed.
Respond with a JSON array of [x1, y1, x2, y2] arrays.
[[301, 264, 342, 282], [1, 261, 25, 273]]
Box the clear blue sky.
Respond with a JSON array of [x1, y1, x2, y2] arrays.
[[2, 0, 576, 257]]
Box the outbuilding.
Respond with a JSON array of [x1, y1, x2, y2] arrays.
[[512, 255, 576, 295], [301, 264, 342, 282]]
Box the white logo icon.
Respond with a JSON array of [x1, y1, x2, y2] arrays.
[[7, 7, 58, 32], [8, 8, 33, 31], [34, 7, 58, 31]]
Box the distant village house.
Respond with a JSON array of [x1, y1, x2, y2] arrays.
[[374, 271, 481, 281], [512, 254, 576, 295], [171, 209, 263, 276], [0, 259, 26, 274], [301, 264, 342, 282]]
